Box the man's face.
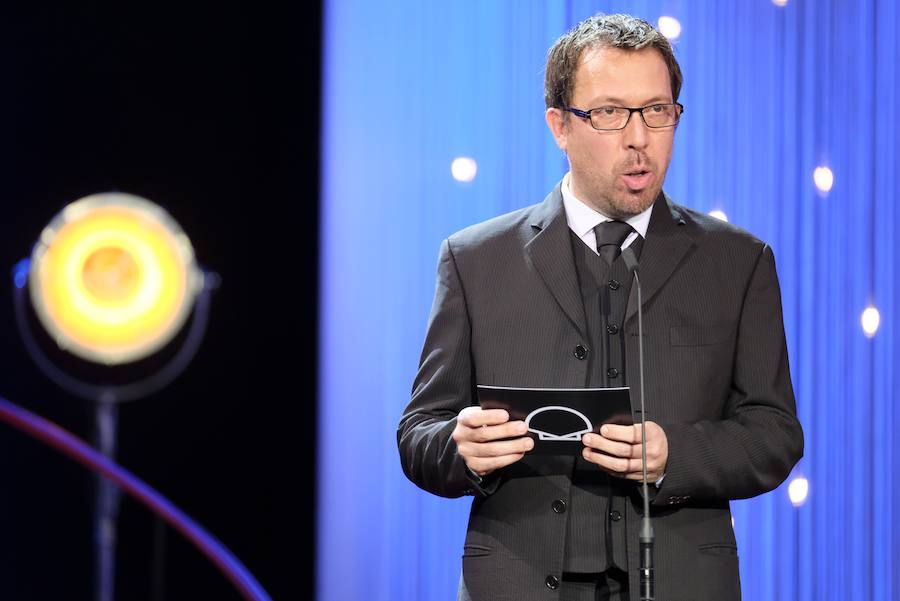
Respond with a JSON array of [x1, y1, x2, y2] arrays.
[[546, 45, 676, 219]]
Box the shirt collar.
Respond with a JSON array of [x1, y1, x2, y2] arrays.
[[561, 172, 653, 239]]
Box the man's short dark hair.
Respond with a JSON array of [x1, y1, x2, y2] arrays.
[[544, 13, 683, 110]]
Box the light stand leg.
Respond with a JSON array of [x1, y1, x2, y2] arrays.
[[94, 400, 121, 601], [152, 515, 167, 601], [11, 267, 217, 601]]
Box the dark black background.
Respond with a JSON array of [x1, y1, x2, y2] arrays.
[[0, 2, 319, 600]]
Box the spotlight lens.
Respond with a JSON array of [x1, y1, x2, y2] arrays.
[[82, 246, 142, 303], [29, 193, 202, 365]]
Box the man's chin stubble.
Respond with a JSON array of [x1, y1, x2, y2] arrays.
[[604, 189, 658, 219]]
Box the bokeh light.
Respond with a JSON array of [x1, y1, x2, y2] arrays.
[[789, 476, 809, 507], [657, 16, 682, 40], [451, 157, 478, 182], [814, 166, 834, 194], [861, 306, 880, 338]]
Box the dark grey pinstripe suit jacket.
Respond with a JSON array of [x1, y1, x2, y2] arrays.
[[398, 184, 803, 601]]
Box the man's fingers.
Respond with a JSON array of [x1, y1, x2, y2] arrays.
[[582, 433, 633, 458], [453, 409, 526, 448], [456, 418, 527, 444], [582, 447, 666, 481], [460, 437, 534, 458], [599, 421, 665, 443], [582, 448, 642, 474], [458, 407, 510, 428], [599, 423, 641, 443], [476, 420, 528, 442], [468, 453, 527, 475], [460, 429, 533, 476]]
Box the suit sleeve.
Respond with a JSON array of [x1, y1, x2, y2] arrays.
[[654, 244, 804, 505], [397, 239, 500, 498]]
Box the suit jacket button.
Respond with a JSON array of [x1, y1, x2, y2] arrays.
[[551, 499, 567, 514], [607, 367, 619, 378], [573, 345, 588, 360], [545, 575, 560, 590], [609, 510, 622, 521], [607, 323, 619, 335], [608, 279, 621, 290]]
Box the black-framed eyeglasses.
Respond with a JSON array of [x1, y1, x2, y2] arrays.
[[564, 103, 684, 131]]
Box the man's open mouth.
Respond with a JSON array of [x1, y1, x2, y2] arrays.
[[621, 170, 652, 190]]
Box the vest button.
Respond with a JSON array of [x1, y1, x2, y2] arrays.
[[607, 324, 619, 335], [551, 499, 567, 514], [609, 510, 622, 522], [608, 279, 621, 290], [607, 367, 619, 379], [545, 575, 560, 590], [573, 345, 588, 360]]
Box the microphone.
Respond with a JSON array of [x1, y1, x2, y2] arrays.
[[622, 246, 654, 601]]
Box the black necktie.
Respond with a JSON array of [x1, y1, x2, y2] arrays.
[[594, 220, 634, 266]]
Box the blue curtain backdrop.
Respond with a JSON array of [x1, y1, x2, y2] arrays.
[[319, 1, 898, 599]]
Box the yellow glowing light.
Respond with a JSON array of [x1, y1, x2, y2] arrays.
[[29, 193, 202, 365]]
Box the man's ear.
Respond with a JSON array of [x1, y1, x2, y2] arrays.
[[545, 108, 568, 152]]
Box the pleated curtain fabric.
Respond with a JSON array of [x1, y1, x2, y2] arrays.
[[319, 2, 900, 600]]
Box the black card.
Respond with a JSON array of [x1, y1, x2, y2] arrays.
[[476, 385, 634, 455]]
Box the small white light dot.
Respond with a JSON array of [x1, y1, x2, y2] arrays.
[[861, 306, 880, 338], [731, 516, 735, 528], [788, 476, 809, 507], [709, 209, 729, 222], [772, 0, 788, 6], [451, 157, 478, 183], [813, 166, 834, 194], [657, 16, 682, 40]]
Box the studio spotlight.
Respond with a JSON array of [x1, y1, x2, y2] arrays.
[[12, 191, 216, 601], [28, 192, 203, 365]]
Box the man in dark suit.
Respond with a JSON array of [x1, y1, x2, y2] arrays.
[[398, 14, 803, 601]]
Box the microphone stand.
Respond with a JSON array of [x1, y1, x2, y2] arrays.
[[622, 248, 654, 601]]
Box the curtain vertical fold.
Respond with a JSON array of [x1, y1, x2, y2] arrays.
[[319, 2, 898, 599]]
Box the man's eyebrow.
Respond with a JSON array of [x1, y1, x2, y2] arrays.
[[583, 95, 673, 107]]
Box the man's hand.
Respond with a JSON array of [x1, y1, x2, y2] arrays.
[[581, 422, 668, 482], [452, 407, 534, 477]]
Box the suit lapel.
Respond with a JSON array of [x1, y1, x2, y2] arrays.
[[525, 186, 589, 339], [626, 192, 696, 323]]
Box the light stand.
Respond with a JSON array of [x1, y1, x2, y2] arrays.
[[12, 259, 218, 601]]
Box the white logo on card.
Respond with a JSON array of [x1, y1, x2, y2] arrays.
[[524, 406, 593, 441]]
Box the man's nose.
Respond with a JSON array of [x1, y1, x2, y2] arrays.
[[621, 111, 649, 150]]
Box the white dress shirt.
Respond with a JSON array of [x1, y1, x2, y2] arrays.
[[560, 173, 665, 486], [560, 172, 653, 253]]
